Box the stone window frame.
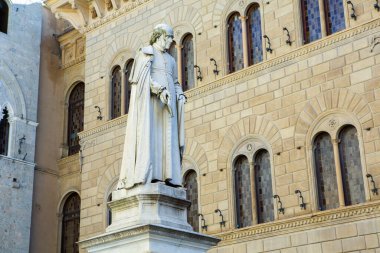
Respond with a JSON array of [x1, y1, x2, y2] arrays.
[[223, 1, 266, 74], [306, 112, 370, 212], [181, 157, 201, 231], [57, 190, 81, 253], [227, 136, 277, 229], [295, 0, 350, 46], [106, 51, 135, 120]]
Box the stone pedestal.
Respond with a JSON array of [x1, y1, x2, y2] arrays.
[[79, 183, 220, 253]]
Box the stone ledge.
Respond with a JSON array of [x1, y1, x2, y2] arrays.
[[215, 200, 380, 245], [78, 114, 128, 140], [79, 224, 220, 249]]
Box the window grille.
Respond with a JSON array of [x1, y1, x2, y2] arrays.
[[61, 193, 80, 253], [67, 82, 84, 155]]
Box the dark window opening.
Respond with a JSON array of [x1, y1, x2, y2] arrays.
[[0, 107, 9, 155], [67, 82, 84, 155]]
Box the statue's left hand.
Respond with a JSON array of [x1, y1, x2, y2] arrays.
[[160, 90, 170, 105]]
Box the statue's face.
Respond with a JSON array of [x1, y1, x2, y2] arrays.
[[164, 34, 174, 49], [156, 32, 173, 50]]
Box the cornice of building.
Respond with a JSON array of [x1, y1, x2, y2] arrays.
[[78, 114, 128, 140], [215, 200, 380, 245]]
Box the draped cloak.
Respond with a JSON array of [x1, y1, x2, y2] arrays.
[[118, 45, 185, 189]]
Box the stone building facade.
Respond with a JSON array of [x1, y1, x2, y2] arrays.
[[29, 0, 380, 252], [0, 0, 43, 252]]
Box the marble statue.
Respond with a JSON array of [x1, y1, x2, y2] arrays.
[[117, 24, 186, 189]]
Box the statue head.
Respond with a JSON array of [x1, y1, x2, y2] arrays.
[[149, 24, 174, 50]]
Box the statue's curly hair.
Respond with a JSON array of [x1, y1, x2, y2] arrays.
[[149, 28, 167, 45]]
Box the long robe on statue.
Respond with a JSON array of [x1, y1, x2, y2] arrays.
[[118, 45, 185, 189]]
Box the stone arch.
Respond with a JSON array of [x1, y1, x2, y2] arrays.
[[295, 89, 374, 147], [99, 33, 142, 77], [218, 115, 283, 171], [96, 159, 121, 205], [212, 0, 263, 27], [162, 5, 203, 37], [0, 59, 26, 118], [182, 138, 208, 176]]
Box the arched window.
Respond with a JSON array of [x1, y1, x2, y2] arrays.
[[111, 66, 122, 119], [301, 0, 322, 44], [313, 132, 339, 210], [0, 107, 9, 155], [61, 193, 80, 253], [124, 60, 134, 114], [246, 4, 263, 66], [234, 156, 252, 228], [254, 150, 274, 223], [338, 125, 365, 205], [227, 12, 244, 73], [184, 170, 199, 232], [67, 82, 84, 156], [301, 0, 345, 44], [181, 34, 195, 91], [0, 0, 9, 34], [323, 0, 345, 35], [106, 193, 112, 226]]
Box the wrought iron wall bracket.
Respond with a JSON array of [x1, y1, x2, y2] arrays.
[[263, 35, 273, 53], [367, 174, 379, 195], [283, 27, 292, 46], [215, 209, 226, 229], [94, 106, 103, 120], [347, 1, 357, 20], [273, 194, 285, 215], [194, 65, 203, 81], [198, 213, 208, 231], [295, 190, 306, 210], [210, 58, 219, 75]]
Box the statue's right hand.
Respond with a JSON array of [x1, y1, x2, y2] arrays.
[[160, 90, 170, 105]]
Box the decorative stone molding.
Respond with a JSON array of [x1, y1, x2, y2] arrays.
[[215, 201, 380, 244], [96, 159, 121, 205], [78, 114, 128, 140], [99, 35, 142, 77], [185, 19, 380, 100], [183, 138, 208, 174], [81, 0, 152, 33], [218, 115, 283, 171], [57, 153, 80, 167], [0, 59, 27, 119], [162, 5, 204, 36], [58, 31, 86, 69], [294, 88, 374, 147]]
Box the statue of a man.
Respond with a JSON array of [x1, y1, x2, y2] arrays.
[[117, 24, 186, 189]]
